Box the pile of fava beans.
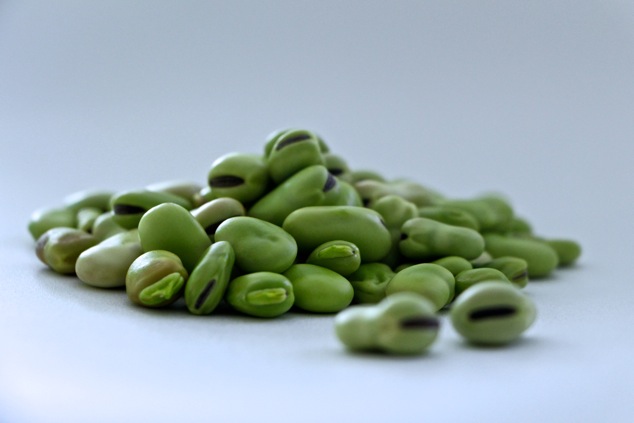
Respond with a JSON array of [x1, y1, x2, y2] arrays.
[[29, 128, 581, 354]]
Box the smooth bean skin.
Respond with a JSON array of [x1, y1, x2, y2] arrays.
[[354, 179, 441, 208], [184, 241, 235, 315], [138, 203, 211, 273], [431, 256, 473, 277], [207, 153, 270, 204], [507, 216, 533, 235], [399, 217, 485, 261], [76, 207, 102, 233], [322, 180, 363, 207], [545, 238, 582, 266], [110, 189, 193, 229], [248, 165, 340, 226], [450, 281, 536, 345], [91, 211, 126, 241], [347, 263, 394, 304], [283, 264, 354, 313], [214, 216, 297, 273], [417, 205, 480, 231], [306, 240, 361, 276], [334, 293, 440, 355], [385, 263, 455, 311], [283, 206, 392, 262], [454, 268, 511, 297], [477, 256, 529, 288], [369, 195, 418, 267], [63, 189, 114, 213], [226, 272, 294, 318], [323, 152, 352, 182], [263, 128, 329, 158], [484, 234, 559, 278], [190, 197, 246, 240], [439, 196, 514, 233], [28, 207, 77, 240], [36, 227, 99, 274], [266, 129, 325, 183], [75, 230, 143, 288], [126, 250, 187, 307], [146, 180, 203, 203]]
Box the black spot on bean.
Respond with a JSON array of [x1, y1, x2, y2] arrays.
[[194, 278, 217, 309], [275, 133, 312, 150], [113, 204, 146, 215], [469, 306, 516, 321], [400, 316, 439, 330], [209, 175, 245, 188]]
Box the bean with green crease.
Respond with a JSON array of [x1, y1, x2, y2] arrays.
[[306, 240, 361, 276], [385, 263, 455, 311], [207, 153, 270, 204], [283, 205, 392, 263], [110, 189, 193, 229], [190, 197, 246, 240], [185, 241, 235, 315], [484, 234, 559, 278], [399, 217, 485, 261], [334, 292, 440, 355], [28, 207, 77, 240], [226, 272, 294, 318], [347, 263, 394, 304], [476, 256, 529, 288], [266, 129, 325, 184], [248, 165, 340, 226], [137, 203, 211, 273], [126, 250, 188, 307], [36, 227, 99, 274], [417, 205, 480, 231], [91, 211, 126, 241], [75, 230, 143, 288], [431, 256, 473, 277], [283, 264, 354, 313], [214, 216, 297, 273], [454, 268, 511, 297], [450, 281, 536, 345]]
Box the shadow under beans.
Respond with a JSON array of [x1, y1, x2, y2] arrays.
[[451, 334, 545, 352]]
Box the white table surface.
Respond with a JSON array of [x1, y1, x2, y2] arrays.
[[2, 1, 633, 422]]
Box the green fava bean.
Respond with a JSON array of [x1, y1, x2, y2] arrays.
[[306, 240, 361, 276], [484, 234, 558, 278], [146, 180, 203, 203], [354, 179, 441, 208], [75, 230, 143, 288], [508, 216, 533, 235], [226, 272, 294, 318], [322, 180, 363, 207], [399, 217, 485, 261], [348, 169, 386, 184], [283, 206, 392, 263], [207, 153, 270, 204], [267, 129, 325, 183], [36, 227, 99, 274], [369, 195, 418, 230], [454, 268, 511, 297], [283, 264, 354, 313], [263, 128, 329, 158], [431, 256, 473, 277], [545, 238, 582, 267], [91, 211, 126, 241], [185, 241, 235, 315], [323, 152, 352, 182], [248, 165, 339, 226], [450, 281, 536, 345], [111, 189, 193, 229], [440, 196, 514, 233], [63, 189, 114, 213], [477, 256, 529, 288], [347, 263, 394, 304], [190, 197, 246, 240], [214, 216, 297, 273], [126, 250, 187, 307], [76, 207, 102, 233], [417, 205, 480, 231], [28, 207, 77, 240], [385, 263, 455, 311], [334, 293, 440, 355], [138, 203, 211, 273]]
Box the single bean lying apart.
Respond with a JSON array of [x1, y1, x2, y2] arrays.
[[28, 127, 582, 355]]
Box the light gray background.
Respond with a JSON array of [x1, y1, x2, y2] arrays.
[[1, 1, 633, 422]]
